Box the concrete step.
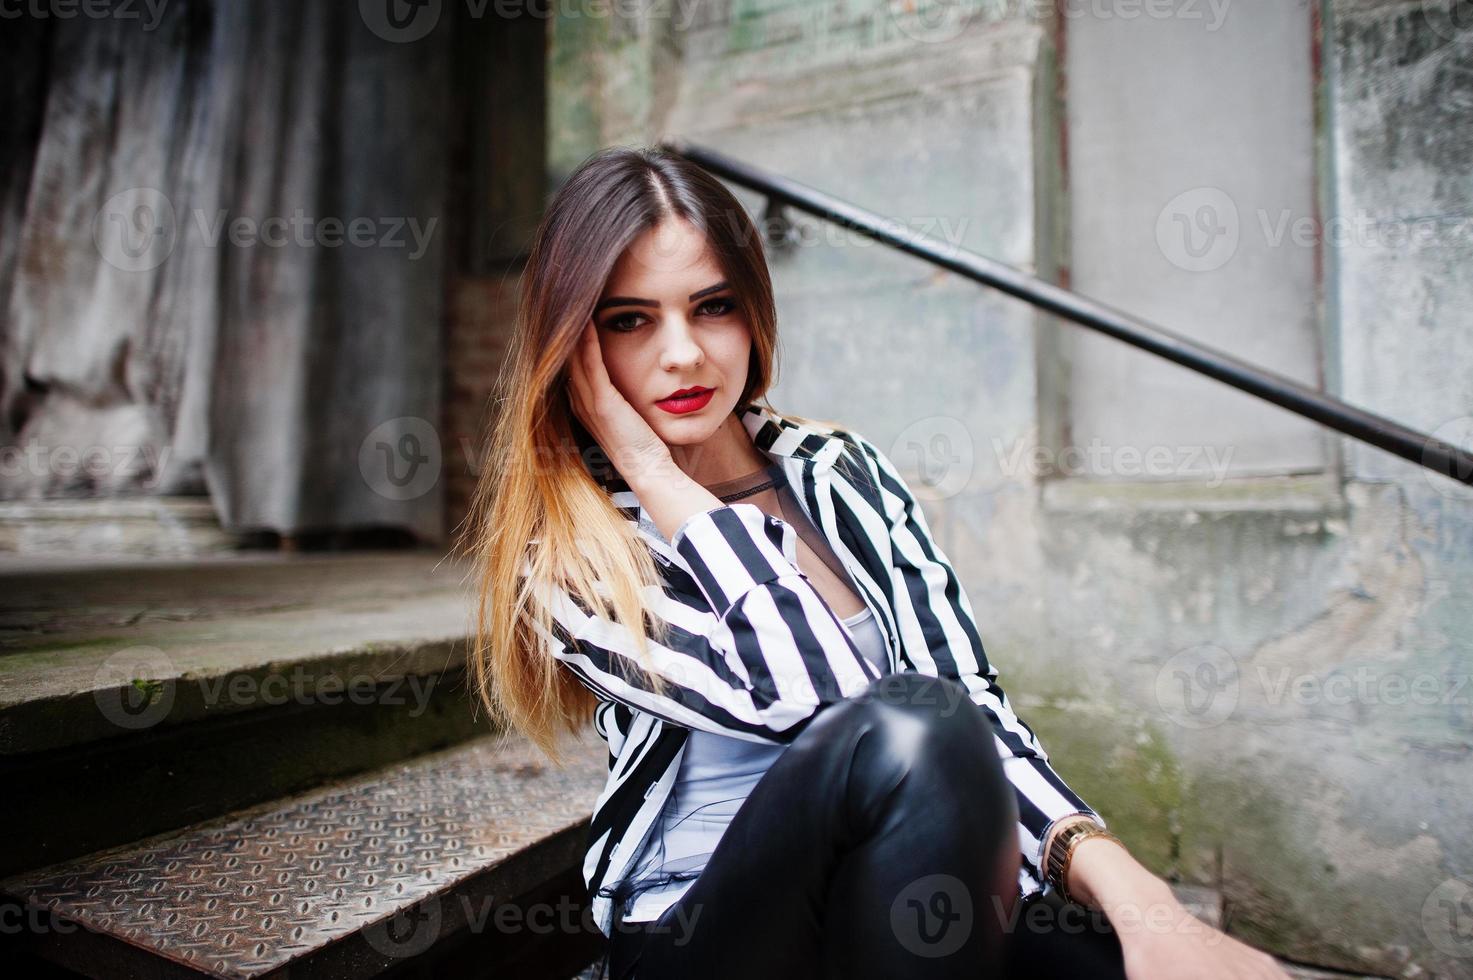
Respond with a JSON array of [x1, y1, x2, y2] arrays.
[[0, 551, 495, 877], [0, 498, 243, 561], [2, 728, 608, 979]]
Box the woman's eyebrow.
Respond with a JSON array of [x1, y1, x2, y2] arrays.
[[594, 280, 730, 312]]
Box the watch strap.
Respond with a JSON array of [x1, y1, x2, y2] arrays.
[[1044, 817, 1118, 906]]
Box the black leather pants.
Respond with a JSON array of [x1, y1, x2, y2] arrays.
[[604, 672, 1128, 979]]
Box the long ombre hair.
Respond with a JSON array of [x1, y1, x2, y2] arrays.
[[458, 146, 837, 765]]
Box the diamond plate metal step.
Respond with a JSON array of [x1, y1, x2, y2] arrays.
[[1, 728, 608, 979], [0, 552, 501, 880]]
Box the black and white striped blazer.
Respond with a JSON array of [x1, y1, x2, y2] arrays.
[[532, 403, 1105, 937]]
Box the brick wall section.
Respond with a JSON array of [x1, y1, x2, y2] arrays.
[[442, 269, 521, 545]]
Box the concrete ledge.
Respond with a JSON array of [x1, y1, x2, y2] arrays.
[[0, 497, 242, 559], [1040, 471, 1349, 516], [0, 551, 475, 756]]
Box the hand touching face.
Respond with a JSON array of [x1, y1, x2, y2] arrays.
[[567, 318, 672, 482], [587, 216, 752, 450]]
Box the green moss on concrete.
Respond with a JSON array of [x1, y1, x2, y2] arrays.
[[1026, 706, 1398, 972], [128, 677, 167, 704], [1188, 765, 1376, 972], [1023, 702, 1189, 877], [547, 9, 611, 179]]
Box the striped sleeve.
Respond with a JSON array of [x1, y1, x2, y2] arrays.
[[536, 502, 885, 744], [847, 430, 1106, 896]]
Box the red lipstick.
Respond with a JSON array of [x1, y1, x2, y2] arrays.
[[656, 386, 715, 415]]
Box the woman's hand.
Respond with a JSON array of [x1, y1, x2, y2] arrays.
[[1116, 897, 1292, 980], [567, 319, 672, 486], [1064, 836, 1290, 980]]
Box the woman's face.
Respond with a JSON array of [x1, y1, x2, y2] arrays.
[[592, 216, 752, 448]]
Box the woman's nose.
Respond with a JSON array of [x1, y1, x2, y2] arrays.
[[657, 317, 705, 370]]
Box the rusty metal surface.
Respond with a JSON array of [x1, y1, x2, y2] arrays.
[[2, 730, 606, 979]]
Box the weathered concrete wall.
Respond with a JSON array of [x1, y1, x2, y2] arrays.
[[548, 0, 1472, 973]]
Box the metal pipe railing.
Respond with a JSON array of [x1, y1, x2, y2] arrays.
[[659, 138, 1473, 489]]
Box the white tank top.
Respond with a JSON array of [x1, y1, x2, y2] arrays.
[[619, 603, 890, 923]]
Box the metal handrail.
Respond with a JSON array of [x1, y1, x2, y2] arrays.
[[659, 138, 1473, 489]]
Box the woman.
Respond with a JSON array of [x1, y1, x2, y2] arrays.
[[462, 146, 1289, 979]]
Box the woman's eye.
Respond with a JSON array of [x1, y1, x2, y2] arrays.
[[603, 313, 642, 333], [601, 298, 733, 333]]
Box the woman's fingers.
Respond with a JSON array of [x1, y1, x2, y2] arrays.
[[572, 322, 600, 402], [569, 320, 611, 438], [568, 321, 594, 420], [565, 318, 669, 481], [581, 321, 613, 405]]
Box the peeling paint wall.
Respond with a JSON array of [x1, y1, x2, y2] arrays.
[[548, 0, 1472, 973]]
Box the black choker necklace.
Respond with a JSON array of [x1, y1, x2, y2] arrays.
[[717, 476, 781, 502], [708, 463, 788, 503]]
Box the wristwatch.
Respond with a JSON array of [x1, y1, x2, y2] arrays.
[[1044, 817, 1120, 907]]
